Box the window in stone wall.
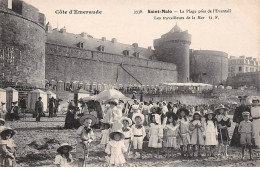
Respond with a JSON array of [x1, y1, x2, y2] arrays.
[[77, 42, 84, 48], [239, 66, 242, 72], [98, 45, 105, 52], [134, 52, 140, 58], [123, 50, 129, 56], [245, 67, 248, 72]]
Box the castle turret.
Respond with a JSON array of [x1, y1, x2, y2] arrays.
[[0, 0, 46, 88], [154, 24, 191, 82]]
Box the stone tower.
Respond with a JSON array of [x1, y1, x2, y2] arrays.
[[0, 0, 46, 88], [154, 24, 191, 82]]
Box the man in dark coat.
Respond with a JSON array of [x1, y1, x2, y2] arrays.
[[35, 97, 44, 122], [48, 97, 55, 118], [230, 96, 251, 146]]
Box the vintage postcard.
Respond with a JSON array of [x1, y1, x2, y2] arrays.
[[0, 0, 259, 167]]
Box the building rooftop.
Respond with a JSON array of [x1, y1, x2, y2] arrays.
[[46, 26, 154, 60]]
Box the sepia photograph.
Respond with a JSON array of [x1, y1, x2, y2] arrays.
[[0, 0, 259, 167]]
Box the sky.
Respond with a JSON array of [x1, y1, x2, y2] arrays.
[[24, 0, 260, 60]]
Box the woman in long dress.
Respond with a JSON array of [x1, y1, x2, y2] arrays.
[[251, 97, 260, 148]]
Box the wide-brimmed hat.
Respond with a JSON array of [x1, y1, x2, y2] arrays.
[[150, 105, 158, 112], [176, 108, 190, 116], [132, 105, 139, 110], [79, 114, 97, 126], [166, 112, 178, 121], [38, 97, 42, 100], [0, 118, 5, 124], [238, 95, 248, 100], [215, 104, 228, 113], [242, 111, 250, 116], [12, 101, 17, 104], [251, 96, 260, 102], [192, 111, 201, 119], [204, 110, 215, 118], [57, 143, 73, 153], [132, 113, 144, 124], [1, 102, 5, 105], [121, 117, 132, 126], [132, 91, 137, 94], [0, 127, 16, 138], [109, 130, 125, 140]]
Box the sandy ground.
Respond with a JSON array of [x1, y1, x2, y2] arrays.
[[4, 114, 260, 167]]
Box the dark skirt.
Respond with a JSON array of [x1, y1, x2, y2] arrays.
[[218, 129, 230, 144], [230, 126, 241, 147]]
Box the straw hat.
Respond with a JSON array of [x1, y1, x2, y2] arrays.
[[192, 111, 202, 119], [242, 111, 250, 116], [176, 108, 190, 116], [132, 113, 144, 124], [251, 96, 260, 102], [79, 114, 97, 126], [57, 143, 73, 153], [0, 118, 5, 124], [166, 112, 178, 121], [150, 105, 158, 112], [120, 117, 132, 126], [109, 130, 125, 141], [0, 127, 16, 138], [204, 110, 215, 118], [238, 95, 248, 100]]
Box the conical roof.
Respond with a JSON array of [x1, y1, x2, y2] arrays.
[[169, 23, 182, 33]]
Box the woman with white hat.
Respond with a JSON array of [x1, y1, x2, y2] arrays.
[[250, 96, 260, 148]]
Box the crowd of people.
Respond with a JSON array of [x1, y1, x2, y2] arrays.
[[0, 94, 259, 167]]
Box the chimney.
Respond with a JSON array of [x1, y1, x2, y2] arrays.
[[80, 32, 87, 37], [45, 22, 52, 33], [112, 38, 117, 43], [102, 37, 106, 41], [60, 26, 66, 33], [132, 43, 138, 48]]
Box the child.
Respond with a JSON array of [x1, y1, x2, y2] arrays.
[[177, 108, 191, 157], [0, 118, 5, 133], [148, 114, 163, 158], [238, 111, 254, 160], [149, 105, 158, 125], [0, 127, 16, 167], [121, 117, 133, 158], [100, 123, 111, 148], [76, 114, 96, 167], [215, 105, 231, 158], [54, 143, 73, 167], [131, 113, 146, 159], [105, 130, 127, 166], [164, 112, 180, 158], [204, 111, 218, 157], [189, 112, 204, 157]]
